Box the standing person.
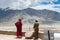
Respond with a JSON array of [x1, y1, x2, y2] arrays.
[[33, 20, 39, 40], [15, 19, 22, 38]]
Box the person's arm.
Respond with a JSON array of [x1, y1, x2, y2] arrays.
[[33, 23, 36, 29], [15, 22, 17, 28]]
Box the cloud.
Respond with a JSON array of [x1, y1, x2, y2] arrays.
[[53, 5, 60, 8], [8, 0, 59, 13], [9, 0, 40, 9], [9, 0, 31, 10], [38, 0, 57, 3], [0, 0, 17, 8], [0, 0, 57, 9], [31, 4, 60, 13], [0, 0, 59, 12]]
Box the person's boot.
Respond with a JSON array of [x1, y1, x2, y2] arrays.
[[34, 37, 38, 40], [16, 36, 22, 38]]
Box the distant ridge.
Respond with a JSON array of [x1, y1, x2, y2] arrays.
[[0, 8, 60, 25]]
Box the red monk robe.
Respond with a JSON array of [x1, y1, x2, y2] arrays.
[[15, 19, 22, 38]]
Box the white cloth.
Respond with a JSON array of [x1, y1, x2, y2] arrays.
[[25, 30, 34, 37]]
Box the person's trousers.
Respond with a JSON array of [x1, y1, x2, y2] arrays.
[[34, 29, 39, 40]]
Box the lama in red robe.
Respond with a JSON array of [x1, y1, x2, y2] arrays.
[[15, 19, 22, 37]]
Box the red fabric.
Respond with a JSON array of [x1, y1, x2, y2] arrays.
[[15, 20, 22, 37]]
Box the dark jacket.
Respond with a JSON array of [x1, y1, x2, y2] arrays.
[[33, 22, 39, 39], [33, 22, 39, 31]]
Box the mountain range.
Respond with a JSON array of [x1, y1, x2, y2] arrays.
[[0, 8, 60, 26]]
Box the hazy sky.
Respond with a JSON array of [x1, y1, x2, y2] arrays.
[[0, 0, 60, 12]]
